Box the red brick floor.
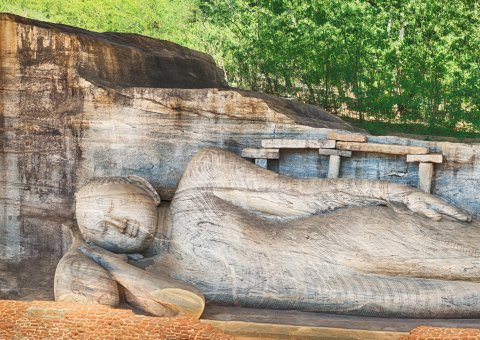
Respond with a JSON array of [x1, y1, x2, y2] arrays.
[[0, 300, 233, 339], [404, 326, 480, 340]]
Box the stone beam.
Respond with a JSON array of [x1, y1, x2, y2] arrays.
[[407, 154, 443, 163], [262, 139, 336, 149], [337, 142, 429, 155], [318, 149, 352, 157], [241, 148, 280, 159], [327, 132, 367, 142]]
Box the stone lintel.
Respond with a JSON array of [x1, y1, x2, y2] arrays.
[[337, 142, 429, 155], [407, 154, 443, 163], [261, 139, 335, 149], [327, 131, 367, 142], [308, 140, 336, 149], [241, 148, 279, 159], [318, 149, 352, 157]]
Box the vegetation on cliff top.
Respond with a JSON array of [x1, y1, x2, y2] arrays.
[[1, 0, 479, 137]]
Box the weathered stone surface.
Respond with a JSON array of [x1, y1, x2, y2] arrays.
[[406, 154, 443, 163], [2, 14, 227, 89], [337, 142, 429, 155], [327, 131, 367, 142]]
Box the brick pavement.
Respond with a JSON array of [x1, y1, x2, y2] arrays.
[[0, 300, 233, 339], [404, 326, 480, 340]]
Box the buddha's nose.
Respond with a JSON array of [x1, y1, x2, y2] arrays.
[[103, 216, 139, 238]]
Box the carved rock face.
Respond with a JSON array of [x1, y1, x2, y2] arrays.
[[76, 177, 160, 253]]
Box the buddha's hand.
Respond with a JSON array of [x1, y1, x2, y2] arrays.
[[388, 187, 472, 222]]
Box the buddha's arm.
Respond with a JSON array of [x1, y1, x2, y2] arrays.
[[80, 243, 205, 319], [210, 178, 470, 222], [177, 147, 471, 222]]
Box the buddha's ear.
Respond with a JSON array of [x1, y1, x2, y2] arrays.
[[126, 175, 161, 206]]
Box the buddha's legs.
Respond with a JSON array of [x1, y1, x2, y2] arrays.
[[157, 199, 480, 317]]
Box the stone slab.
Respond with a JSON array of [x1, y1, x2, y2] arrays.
[[27, 306, 66, 319], [262, 139, 335, 149], [241, 148, 279, 159], [337, 142, 429, 155], [203, 320, 405, 340], [407, 154, 443, 163], [202, 305, 480, 331], [307, 139, 336, 149], [327, 131, 367, 142], [318, 149, 352, 157]]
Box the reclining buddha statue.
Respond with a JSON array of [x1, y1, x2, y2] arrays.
[[55, 147, 480, 319]]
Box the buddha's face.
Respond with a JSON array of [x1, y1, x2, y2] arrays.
[[76, 179, 159, 253]]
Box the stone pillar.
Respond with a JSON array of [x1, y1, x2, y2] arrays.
[[418, 162, 434, 193], [406, 155, 442, 194], [327, 155, 341, 178], [255, 159, 268, 169]]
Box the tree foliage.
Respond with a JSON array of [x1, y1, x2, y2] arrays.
[[0, 0, 204, 48], [2, 0, 479, 131], [200, 0, 480, 130]]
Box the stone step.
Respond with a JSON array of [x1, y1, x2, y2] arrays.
[[337, 142, 429, 155]]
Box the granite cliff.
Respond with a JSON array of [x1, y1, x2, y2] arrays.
[[1, 13, 480, 299]]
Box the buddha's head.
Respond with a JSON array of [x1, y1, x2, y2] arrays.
[[76, 176, 161, 253]]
